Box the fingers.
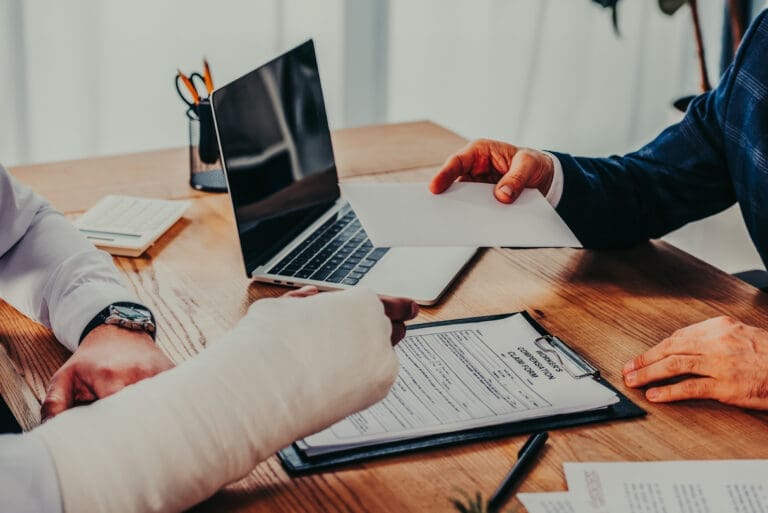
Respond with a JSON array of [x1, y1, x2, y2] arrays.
[[286, 291, 416, 345], [623, 355, 709, 388], [381, 296, 419, 322], [390, 322, 407, 346], [430, 139, 549, 201], [380, 296, 418, 345], [41, 368, 75, 422], [42, 365, 129, 422], [622, 334, 702, 375], [91, 375, 130, 399], [283, 286, 319, 298], [493, 149, 549, 203], [644, 377, 717, 403], [621, 318, 768, 408], [429, 140, 518, 195], [429, 150, 475, 194]]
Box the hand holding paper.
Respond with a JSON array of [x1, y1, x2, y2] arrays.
[[428, 139, 556, 204], [340, 182, 581, 248]]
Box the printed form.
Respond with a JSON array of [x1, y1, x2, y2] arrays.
[[298, 314, 617, 456]]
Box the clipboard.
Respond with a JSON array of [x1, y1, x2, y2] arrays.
[[278, 312, 646, 475]]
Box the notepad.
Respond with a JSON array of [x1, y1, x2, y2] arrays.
[[339, 182, 582, 248], [75, 195, 190, 257], [295, 313, 618, 457]]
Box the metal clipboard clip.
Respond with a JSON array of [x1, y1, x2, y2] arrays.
[[534, 335, 600, 380]]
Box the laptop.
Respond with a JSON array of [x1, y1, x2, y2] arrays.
[[210, 40, 476, 305]]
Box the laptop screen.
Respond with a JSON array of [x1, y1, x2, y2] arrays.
[[212, 40, 339, 275]]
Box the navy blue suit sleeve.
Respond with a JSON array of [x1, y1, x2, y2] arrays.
[[551, 11, 767, 249]]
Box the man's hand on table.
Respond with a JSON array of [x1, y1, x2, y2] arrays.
[[623, 316, 768, 410], [282, 286, 418, 344], [42, 326, 173, 421], [429, 139, 554, 203]]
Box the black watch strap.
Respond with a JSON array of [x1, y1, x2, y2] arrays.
[[79, 302, 157, 345]]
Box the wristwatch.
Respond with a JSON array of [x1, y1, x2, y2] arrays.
[[79, 302, 157, 344]]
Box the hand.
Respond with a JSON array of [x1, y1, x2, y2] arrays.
[[622, 316, 768, 410], [42, 325, 174, 421], [282, 286, 418, 344], [429, 139, 555, 203]]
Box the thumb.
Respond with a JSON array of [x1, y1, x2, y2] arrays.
[[493, 150, 546, 204], [41, 368, 75, 422]]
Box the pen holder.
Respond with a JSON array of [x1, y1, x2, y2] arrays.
[[187, 100, 227, 193]]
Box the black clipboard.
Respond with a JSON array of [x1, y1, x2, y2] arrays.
[[278, 312, 645, 475]]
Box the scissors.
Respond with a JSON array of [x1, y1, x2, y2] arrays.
[[175, 71, 208, 110]]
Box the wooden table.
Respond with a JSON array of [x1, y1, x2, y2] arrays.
[[3, 121, 768, 512]]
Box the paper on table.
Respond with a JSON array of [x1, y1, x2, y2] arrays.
[[563, 460, 768, 513], [517, 492, 586, 513], [297, 314, 617, 456], [339, 182, 582, 248]]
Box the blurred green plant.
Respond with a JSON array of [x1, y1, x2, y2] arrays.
[[591, 0, 620, 34], [591, 0, 747, 96], [449, 489, 523, 513], [658, 0, 689, 15]]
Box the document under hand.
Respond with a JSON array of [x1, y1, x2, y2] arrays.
[[339, 182, 582, 248], [296, 314, 617, 457]]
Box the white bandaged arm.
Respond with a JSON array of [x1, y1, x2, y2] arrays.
[[34, 288, 397, 513]]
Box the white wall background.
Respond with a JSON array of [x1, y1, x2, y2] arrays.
[[389, 0, 705, 154], [0, 0, 348, 165], [1, 0, 764, 273]]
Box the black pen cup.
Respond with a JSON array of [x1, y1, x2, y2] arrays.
[[187, 100, 227, 192]]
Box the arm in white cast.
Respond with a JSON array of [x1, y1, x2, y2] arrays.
[[0, 434, 62, 513], [34, 287, 398, 513]]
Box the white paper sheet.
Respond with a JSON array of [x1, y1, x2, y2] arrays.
[[563, 460, 768, 513], [339, 182, 582, 248], [298, 314, 617, 456], [517, 492, 586, 513]]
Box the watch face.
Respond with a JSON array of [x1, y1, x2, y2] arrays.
[[112, 305, 150, 321]]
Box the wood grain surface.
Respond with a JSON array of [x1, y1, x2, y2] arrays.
[[4, 121, 768, 513]]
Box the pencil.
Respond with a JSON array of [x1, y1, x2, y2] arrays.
[[177, 69, 200, 105], [203, 58, 214, 94]]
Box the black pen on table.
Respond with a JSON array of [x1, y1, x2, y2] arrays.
[[487, 432, 549, 513]]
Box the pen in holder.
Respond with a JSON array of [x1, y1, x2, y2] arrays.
[[187, 99, 227, 193]]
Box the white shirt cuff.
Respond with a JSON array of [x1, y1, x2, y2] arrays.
[[541, 151, 564, 208], [53, 280, 139, 353]]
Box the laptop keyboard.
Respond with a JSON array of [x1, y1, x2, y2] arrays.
[[268, 206, 389, 286]]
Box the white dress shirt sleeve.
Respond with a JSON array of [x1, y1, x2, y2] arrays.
[[0, 164, 139, 352], [0, 434, 62, 513], [540, 151, 564, 207]]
